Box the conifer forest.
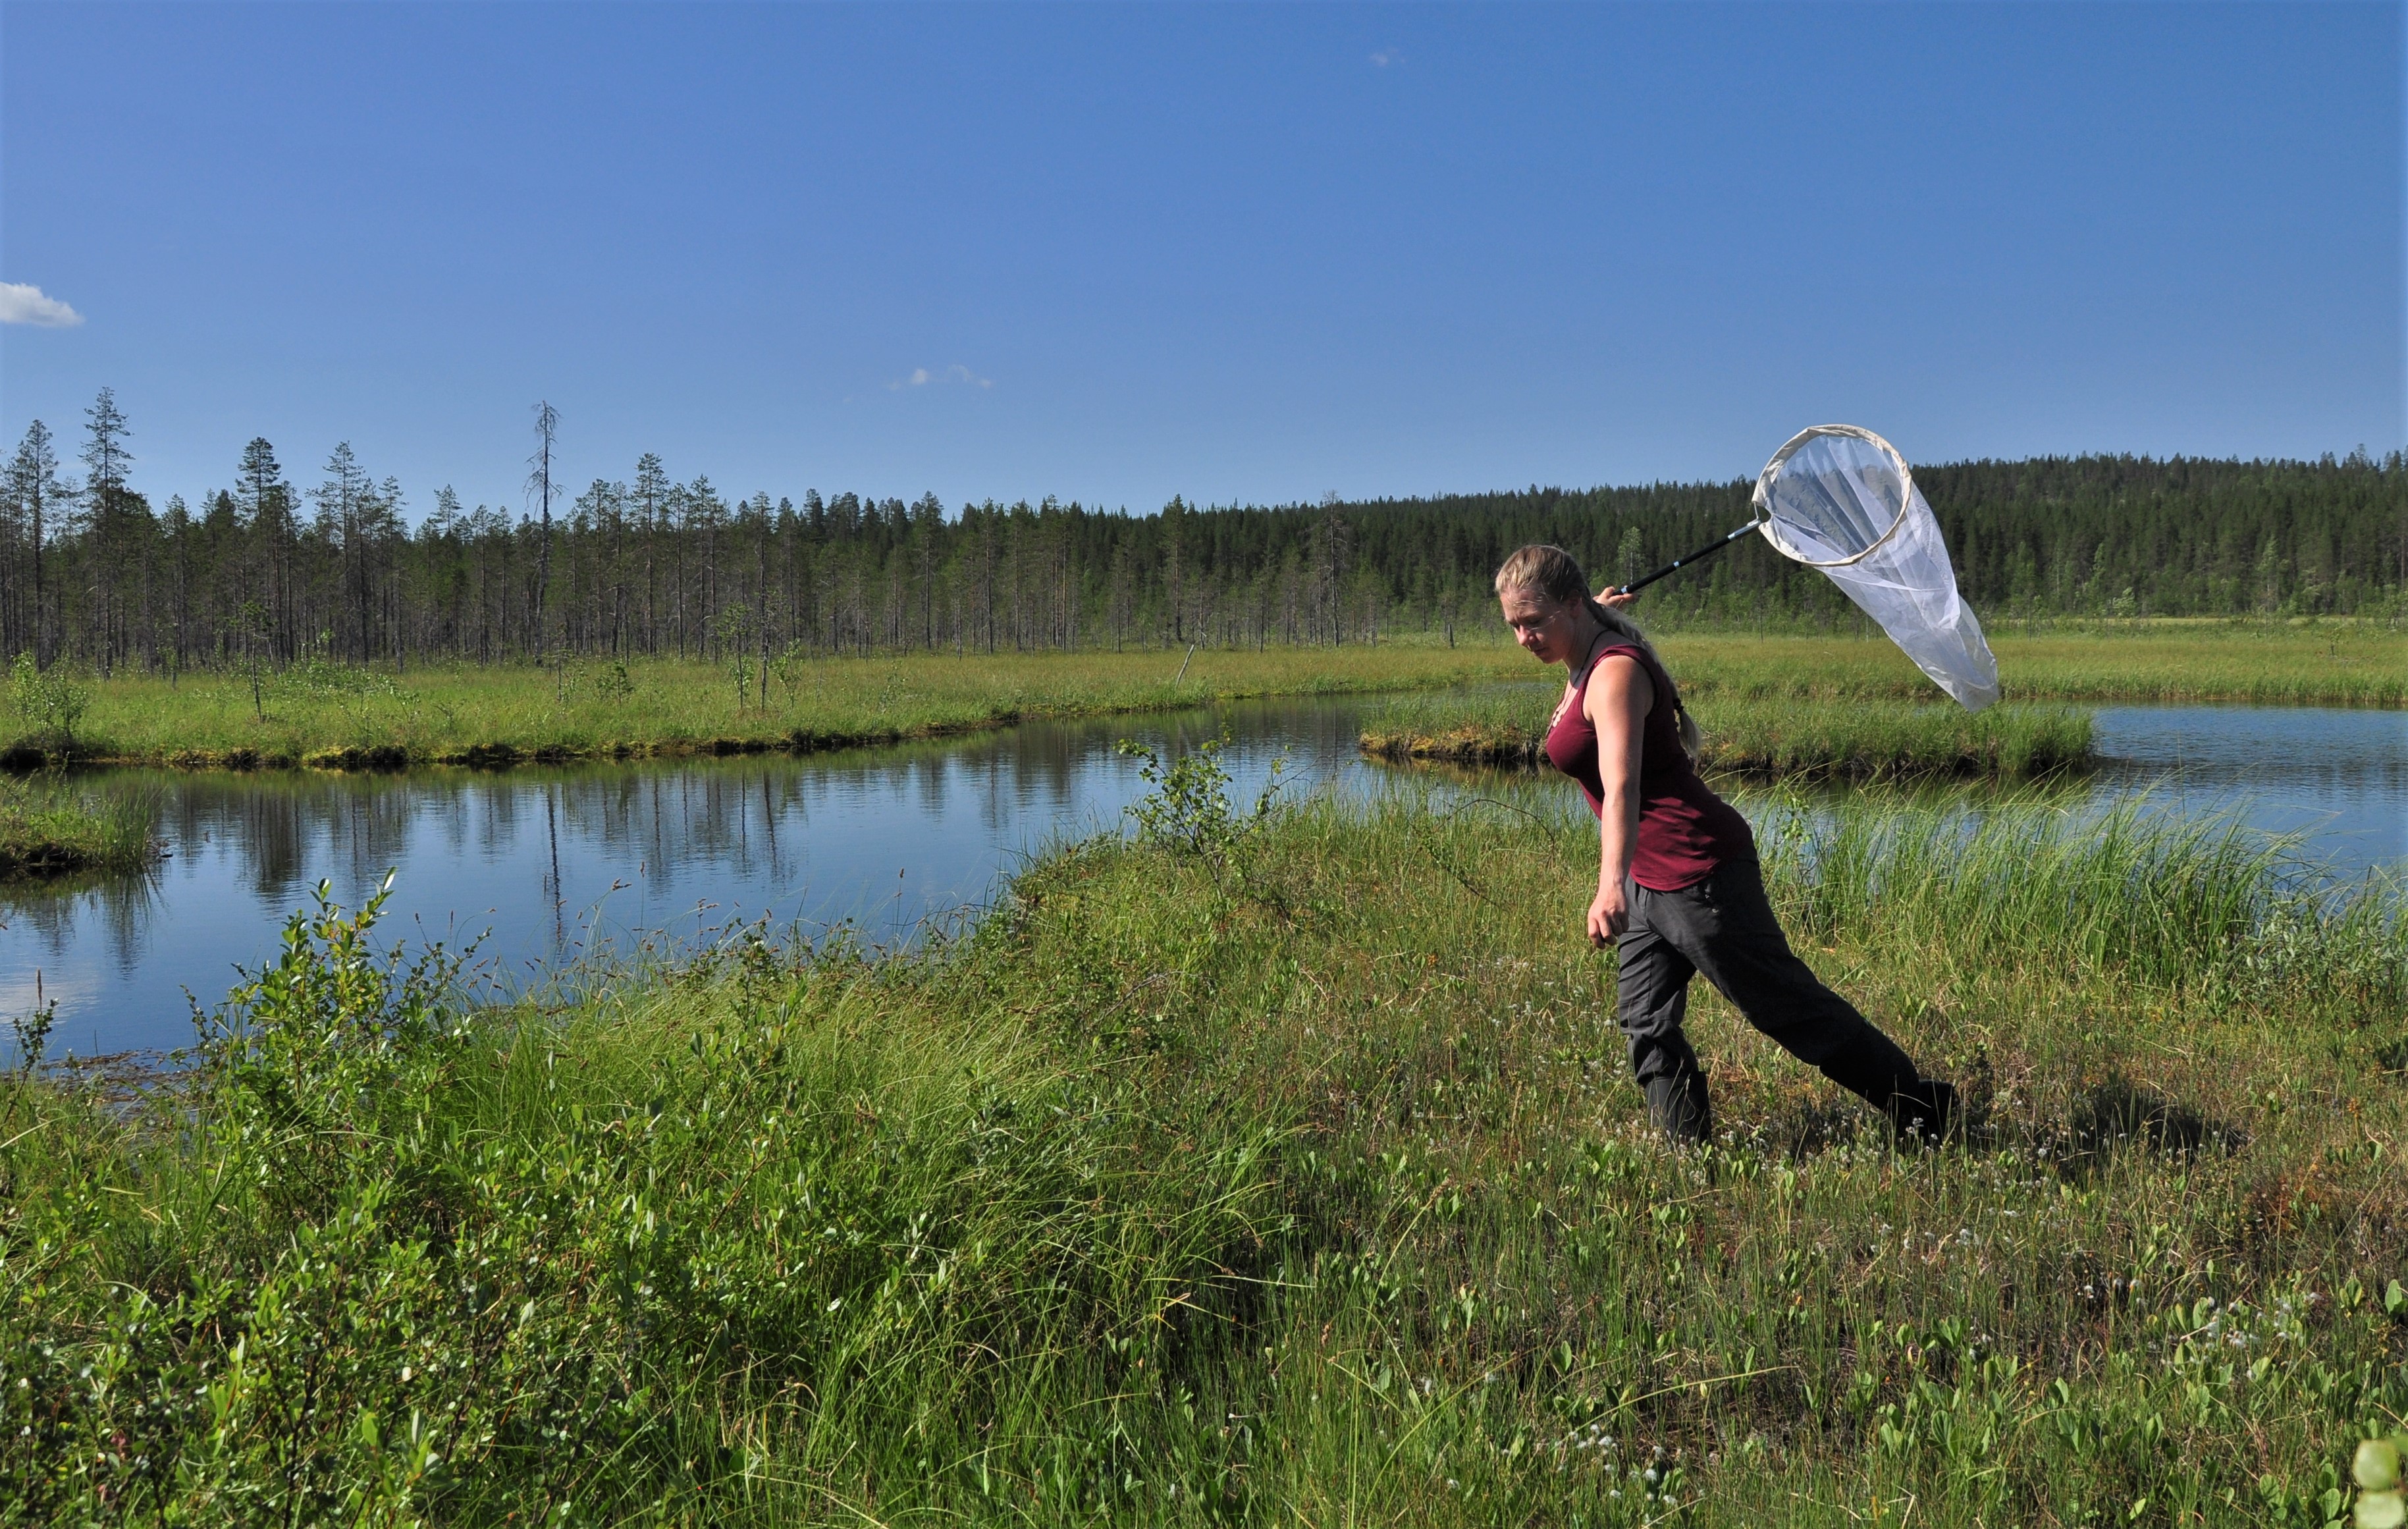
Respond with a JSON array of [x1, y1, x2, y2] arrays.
[[5, 390, 2401, 678]]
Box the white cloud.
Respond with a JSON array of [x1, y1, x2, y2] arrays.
[[888, 363, 992, 391], [1369, 48, 1399, 67], [0, 282, 84, 327]]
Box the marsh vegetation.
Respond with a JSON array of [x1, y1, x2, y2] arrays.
[[0, 774, 155, 879], [1360, 689, 2097, 782], [0, 625, 2394, 774], [5, 757, 2402, 1522], [3, 645, 1533, 770]]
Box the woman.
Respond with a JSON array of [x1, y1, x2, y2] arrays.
[[1494, 544, 1954, 1146]]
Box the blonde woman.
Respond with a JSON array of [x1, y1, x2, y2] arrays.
[[1494, 544, 1953, 1146]]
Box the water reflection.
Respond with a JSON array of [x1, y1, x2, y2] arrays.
[[0, 701, 1366, 1059], [0, 697, 2395, 1061]]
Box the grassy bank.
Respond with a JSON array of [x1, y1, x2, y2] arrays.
[[1361, 687, 2096, 781], [0, 774, 157, 878], [14, 645, 1534, 771], [7, 768, 2405, 1522], [1666, 623, 2407, 707], [5, 622, 2397, 774]]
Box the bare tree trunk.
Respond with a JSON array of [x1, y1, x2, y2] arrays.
[[529, 401, 560, 671]]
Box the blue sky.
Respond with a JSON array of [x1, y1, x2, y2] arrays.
[[2, 2, 2399, 519]]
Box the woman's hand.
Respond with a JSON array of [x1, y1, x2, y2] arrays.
[[1588, 878, 1631, 948], [1598, 589, 1640, 612]]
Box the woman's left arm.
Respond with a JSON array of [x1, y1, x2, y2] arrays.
[[1584, 654, 1653, 947]]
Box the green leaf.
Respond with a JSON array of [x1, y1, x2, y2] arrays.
[[2356, 1489, 2406, 1529]]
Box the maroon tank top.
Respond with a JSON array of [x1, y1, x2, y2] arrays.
[[1543, 641, 1755, 892]]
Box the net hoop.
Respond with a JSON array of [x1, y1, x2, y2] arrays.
[[1751, 423, 1917, 570]]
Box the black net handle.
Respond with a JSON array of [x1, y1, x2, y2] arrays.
[[1609, 518, 1763, 597]]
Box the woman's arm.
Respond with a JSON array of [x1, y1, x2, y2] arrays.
[[1584, 653, 1653, 948]]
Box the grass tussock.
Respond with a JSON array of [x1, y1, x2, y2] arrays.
[[0, 774, 157, 878], [5, 760, 2405, 1523], [1362, 686, 2096, 782]]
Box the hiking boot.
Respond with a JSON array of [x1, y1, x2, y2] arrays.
[[1886, 1079, 1958, 1146], [1644, 1072, 1713, 1146]]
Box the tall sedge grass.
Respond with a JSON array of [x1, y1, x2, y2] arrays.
[[0, 773, 157, 877], [1758, 791, 2404, 1006], [1362, 685, 2096, 781], [5, 784, 2404, 1522]]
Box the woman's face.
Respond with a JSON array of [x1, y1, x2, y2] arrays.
[[1499, 585, 1580, 664]]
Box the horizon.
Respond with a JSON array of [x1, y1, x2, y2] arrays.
[[9, 389, 2404, 529]]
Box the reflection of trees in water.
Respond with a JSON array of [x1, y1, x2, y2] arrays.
[[0, 861, 166, 977], [543, 765, 809, 898], [157, 771, 430, 907], [0, 697, 1378, 999]]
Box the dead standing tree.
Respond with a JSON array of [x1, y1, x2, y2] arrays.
[[528, 401, 560, 684]]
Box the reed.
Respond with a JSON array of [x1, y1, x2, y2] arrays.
[[1362, 686, 2096, 781], [5, 780, 2402, 1522]]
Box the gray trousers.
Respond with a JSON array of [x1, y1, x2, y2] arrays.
[[1616, 857, 1919, 1133]]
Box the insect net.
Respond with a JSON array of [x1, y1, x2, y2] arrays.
[[1753, 425, 2001, 711]]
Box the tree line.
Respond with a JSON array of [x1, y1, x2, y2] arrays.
[[3, 391, 2401, 675]]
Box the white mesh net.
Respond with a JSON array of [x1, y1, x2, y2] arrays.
[[1754, 426, 2001, 711]]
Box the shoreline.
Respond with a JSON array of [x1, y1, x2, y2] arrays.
[[1, 628, 2395, 777]]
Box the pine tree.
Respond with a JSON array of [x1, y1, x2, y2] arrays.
[[313, 443, 373, 660], [4, 421, 68, 664], [78, 389, 136, 673]]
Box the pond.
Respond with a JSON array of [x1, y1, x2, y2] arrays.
[[7, 698, 2401, 1061]]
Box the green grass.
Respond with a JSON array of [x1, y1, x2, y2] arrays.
[[1663, 623, 2408, 707], [7, 765, 2405, 1523], [1362, 687, 2096, 781], [9, 621, 2397, 774], [0, 774, 157, 878], [18, 645, 1534, 771]]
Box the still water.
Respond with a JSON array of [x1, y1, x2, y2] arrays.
[[6, 698, 2401, 1060]]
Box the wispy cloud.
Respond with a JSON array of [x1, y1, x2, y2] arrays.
[[1369, 48, 1400, 68], [0, 282, 84, 327], [888, 363, 992, 392]]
